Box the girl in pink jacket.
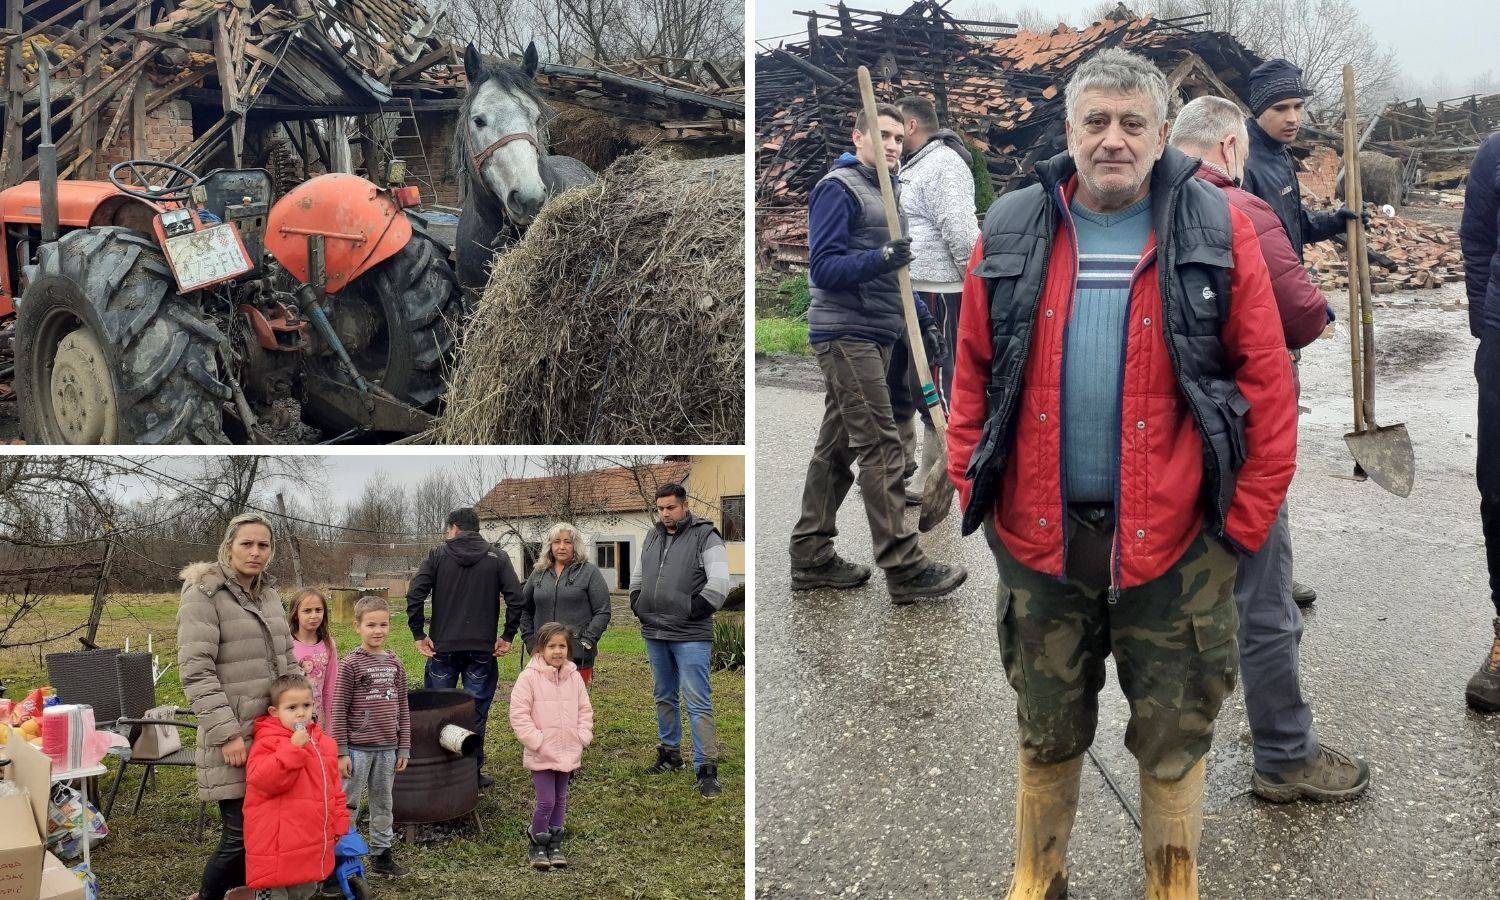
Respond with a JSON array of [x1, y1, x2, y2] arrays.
[[509, 621, 594, 871]]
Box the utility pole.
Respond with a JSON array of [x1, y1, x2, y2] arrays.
[[276, 492, 305, 588]]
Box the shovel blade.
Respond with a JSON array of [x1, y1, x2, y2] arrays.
[[918, 447, 955, 532], [1343, 423, 1414, 497]]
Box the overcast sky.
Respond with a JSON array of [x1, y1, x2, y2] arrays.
[[754, 0, 1498, 86]]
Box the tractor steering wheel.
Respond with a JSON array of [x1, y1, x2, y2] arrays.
[[108, 160, 203, 202]]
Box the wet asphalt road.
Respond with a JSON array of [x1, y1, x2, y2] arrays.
[[754, 289, 1500, 898]]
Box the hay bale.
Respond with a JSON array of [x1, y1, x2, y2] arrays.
[[433, 151, 745, 445], [549, 102, 663, 172]]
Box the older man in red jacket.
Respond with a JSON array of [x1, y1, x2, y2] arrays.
[[948, 50, 1297, 898], [1167, 96, 1370, 808]]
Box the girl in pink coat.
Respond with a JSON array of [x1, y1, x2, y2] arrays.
[[509, 621, 594, 871]]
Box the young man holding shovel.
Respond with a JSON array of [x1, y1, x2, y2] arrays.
[[949, 50, 1296, 896], [1240, 58, 1365, 610], [788, 102, 967, 603]]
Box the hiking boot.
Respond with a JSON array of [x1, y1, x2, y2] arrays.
[[888, 561, 968, 604], [1466, 616, 1500, 712], [547, 826, 569, 868], [1252, 744, 1370, 802], [791, 554, 872, 591], [369, 848, 407, 878], [529, 832, 552, 870], [646, 744, 684, 774], [1291, 580, 1317, 608], [904, 480, 923, 506], [696, 763, 722, 799]]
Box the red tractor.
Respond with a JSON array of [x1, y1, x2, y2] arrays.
[[0, 61, 463, 444]]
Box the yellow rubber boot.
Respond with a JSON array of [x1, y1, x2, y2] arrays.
[[1005, 753, 1082, 900], [1139, 758, 1206, 900]]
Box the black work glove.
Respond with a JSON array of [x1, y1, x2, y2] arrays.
[[921, 322, 947, 366], [875, 237, 912, 273], [1334, 205, 1370, 229]]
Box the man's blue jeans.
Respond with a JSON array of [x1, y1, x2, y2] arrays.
[[644, 639, 718, 768], [424, 650, 498, 773]]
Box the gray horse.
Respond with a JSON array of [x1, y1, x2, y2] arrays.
[[453, 42, 595, 299]]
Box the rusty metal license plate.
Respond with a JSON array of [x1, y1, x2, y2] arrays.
[[162, 223, 253, 292]]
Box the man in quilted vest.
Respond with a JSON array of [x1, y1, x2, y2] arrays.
[[789, 101, 967, 603], [1168, 96, 1370, 806], [947, 50, 1297, 898]]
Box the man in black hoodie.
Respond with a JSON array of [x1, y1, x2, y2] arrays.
[[407, 507, 523, 787]]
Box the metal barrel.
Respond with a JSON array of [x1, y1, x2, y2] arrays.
[[392, 688, 480, 825]]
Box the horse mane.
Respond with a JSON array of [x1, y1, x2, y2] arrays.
[[452, 54, 556, 203]]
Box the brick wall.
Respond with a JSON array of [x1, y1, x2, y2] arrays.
[[97, 99, 194, 171], [414, 109, 460, 208]]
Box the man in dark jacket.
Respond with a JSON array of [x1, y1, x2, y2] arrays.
[[1240, 58, 1361, 611], [949, 49, 1297, 895], [1170, 96, 1370, 805], [631, 484, 730, 798], [1463, 132, 1500, 712], [406, 507, 522, 787], [789, 101, 967, 602]]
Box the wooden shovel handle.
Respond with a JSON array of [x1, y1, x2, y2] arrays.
[[855, 66, 948, 434]]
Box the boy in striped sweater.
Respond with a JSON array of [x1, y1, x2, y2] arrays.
[[330, 596, 410, 882]]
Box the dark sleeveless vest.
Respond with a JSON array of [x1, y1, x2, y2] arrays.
[[807, 163, 909, 344]]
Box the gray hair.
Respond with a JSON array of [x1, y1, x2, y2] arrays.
[[534, 522, 585, 574], [1168, 95, 1248, 151], [217, 512, 276, 571], [1065, 48, 1170, 129]]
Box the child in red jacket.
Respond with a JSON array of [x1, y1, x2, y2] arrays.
[[245, 673, 350, 899]]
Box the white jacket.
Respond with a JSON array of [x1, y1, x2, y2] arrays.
[[899, 130, 981, 291]]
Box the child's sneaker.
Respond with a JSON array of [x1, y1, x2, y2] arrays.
[[529, 832, 553, 870], [369, 848, 407, 878], [547, 826, 568, 868]]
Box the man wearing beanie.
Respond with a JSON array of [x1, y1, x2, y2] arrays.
[[1240, 58, 1360, 614]]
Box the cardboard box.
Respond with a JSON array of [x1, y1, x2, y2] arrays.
[[0, 793, 43, 900], [4, 737, 53, 837], [39, 852, 86, 900]]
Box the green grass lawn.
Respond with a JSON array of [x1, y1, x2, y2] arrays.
[[754, 316, 810, 356], [0, 594, 744, 899]]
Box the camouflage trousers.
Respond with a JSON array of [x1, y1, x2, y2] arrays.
[[985, 508, 1240, 781]]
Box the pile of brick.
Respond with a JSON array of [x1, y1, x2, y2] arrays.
[[1304, 207, 1464, 293]]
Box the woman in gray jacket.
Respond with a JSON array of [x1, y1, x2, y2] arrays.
[[521, 523, 611, 685], [177, 512, 302, 900]]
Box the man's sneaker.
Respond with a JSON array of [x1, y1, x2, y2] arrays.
[[1292, 580, 1317, 608], [1466, 616, 1500, 712], [1252, 744, 1370, 802], [646, 744, 684, 774], [888, 561, 968, 604], [696, 763, 722, 799], [791, 555, 872, 591], [369, 848, 408, 878], [528, 832, 552, 870]]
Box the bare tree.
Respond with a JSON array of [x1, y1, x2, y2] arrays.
[[343, 471, 410, 540], [434, 0, 742, 65], [410, 469, 465, 536], [953, 1, 1066, 32]]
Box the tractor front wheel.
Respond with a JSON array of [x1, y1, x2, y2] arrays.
[[15, 227, 230, 444]]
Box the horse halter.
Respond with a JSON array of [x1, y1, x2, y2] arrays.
[[470, 131, 541, 177]]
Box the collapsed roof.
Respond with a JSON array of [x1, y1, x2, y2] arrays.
[[756, 1, 1265, 209]]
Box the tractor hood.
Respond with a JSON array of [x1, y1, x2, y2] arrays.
[[264, 173, 412, 294]]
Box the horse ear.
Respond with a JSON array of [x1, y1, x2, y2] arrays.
[[523, 41, 539, 78], [464, 43, 483, 82]]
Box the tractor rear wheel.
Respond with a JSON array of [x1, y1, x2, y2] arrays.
[[301, 213, 463, 433], [15, 227, 230, 444]]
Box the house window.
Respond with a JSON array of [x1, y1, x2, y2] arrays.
[[597, 545, 616, 569], [721, 495, 746, 542]]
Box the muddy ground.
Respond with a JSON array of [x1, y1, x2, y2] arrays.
[[754, 282, 1500, 898]]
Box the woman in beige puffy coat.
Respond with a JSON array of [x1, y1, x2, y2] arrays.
[[177, 512, 302, 900]]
